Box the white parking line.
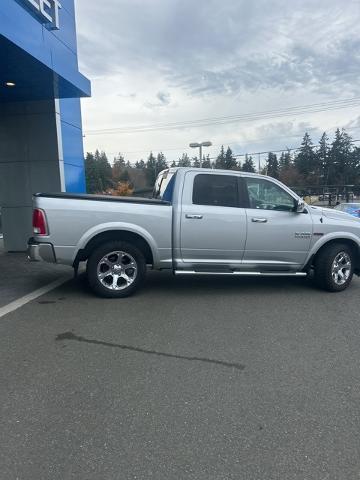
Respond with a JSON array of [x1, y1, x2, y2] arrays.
[[0, 275, 72, 319]]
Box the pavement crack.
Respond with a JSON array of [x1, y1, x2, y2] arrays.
[[56, 332, 245, 371]]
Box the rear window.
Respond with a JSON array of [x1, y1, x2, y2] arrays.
[[153, 170, 175, 201], [192, 174, 239, 207]]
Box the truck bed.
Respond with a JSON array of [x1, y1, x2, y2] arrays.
[[34, 193, 170, 206]]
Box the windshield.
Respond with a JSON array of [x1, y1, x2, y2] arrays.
[[153, 170, 176, 201]]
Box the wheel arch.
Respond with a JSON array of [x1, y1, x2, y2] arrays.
[[305, 237, 360, 274], [74, 229, 155, 267]]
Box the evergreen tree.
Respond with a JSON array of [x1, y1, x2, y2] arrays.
[[119, 169, 131, 183], [156, 152, 168, 172], [113, 153, 126, 168], [178, 153, 191, 167], [94, 150, 113, 191], [294, 132, 317, 180], [215, 145, 226, 169], [201, 154, 212, 169], [318, 132, 329, 184], [279, 150, 291, 170], [145, 152, 157, 186], [192, 156, 200, 168], [113, 154, 126, 182], [170, 160, 177, 168], [85, 152, 99, 193], [266, 152, 279, 178], [330, 128, 354, 184], [224, 146, 237, 170], [135, 159, 145, 169], [242, 154, 256, 173], [350, 147, 360, 185]]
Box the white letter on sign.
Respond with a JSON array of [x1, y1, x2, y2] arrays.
[[52, 0, 62, 29], [27, 0, 40, 10], [39, 0, 53, 23]]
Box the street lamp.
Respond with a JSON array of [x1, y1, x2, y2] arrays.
[[189, 141, 212, 167]]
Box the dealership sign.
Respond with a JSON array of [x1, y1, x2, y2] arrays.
[[18, 0, 62, 30]]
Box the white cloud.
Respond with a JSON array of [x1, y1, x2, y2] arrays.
[[75, 0, 360, 164]]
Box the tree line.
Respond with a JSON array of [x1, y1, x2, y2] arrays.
[[85, 128, 360, 193]]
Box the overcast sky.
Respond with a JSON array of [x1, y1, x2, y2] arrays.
[[75, 0, 360, 165]]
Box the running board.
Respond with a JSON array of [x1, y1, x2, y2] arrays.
[[174, 270, 307, 277]]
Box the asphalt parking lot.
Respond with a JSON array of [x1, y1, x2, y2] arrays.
[[1, 270, 360, 480]]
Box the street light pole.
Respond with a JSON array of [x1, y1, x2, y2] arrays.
[[189, 141, 212, 168]]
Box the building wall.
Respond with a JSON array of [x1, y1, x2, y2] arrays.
[[59, 98, 86, 192], [0, 0, 90, 250], [1, 0, 90, 95], [0, 100, 64, 251]]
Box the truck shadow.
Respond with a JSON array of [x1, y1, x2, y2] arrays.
[[144, 271, 318, 295], [72, 270, 354, 298]]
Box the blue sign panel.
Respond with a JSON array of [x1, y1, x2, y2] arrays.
[[14, 0, 62, 30], [0, 0, 91, 193]]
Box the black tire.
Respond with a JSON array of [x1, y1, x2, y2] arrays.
[[86, 241, 146, 298], [314, 243, 354, 292]]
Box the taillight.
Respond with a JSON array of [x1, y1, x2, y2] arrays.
[[32, 209, 48, 235]]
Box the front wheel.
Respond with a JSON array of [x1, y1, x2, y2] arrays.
[[87, 241, 146, 298], [314, 243, 354, 292]]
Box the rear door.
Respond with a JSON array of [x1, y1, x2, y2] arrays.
[[179, 171, 247, 265], [243, 176, 313, 268]]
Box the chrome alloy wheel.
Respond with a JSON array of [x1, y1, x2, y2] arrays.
[[97, 251, 138, 291], [331, 251, 351, 286]]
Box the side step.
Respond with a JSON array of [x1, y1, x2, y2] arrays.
[[174, 270, 307, 277]]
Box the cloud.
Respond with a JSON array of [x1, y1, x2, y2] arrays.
[[77, 0, 359, 97], [144, 91, 172, 109], [76, 0, 360, 162], [117, 92, 137, 99]]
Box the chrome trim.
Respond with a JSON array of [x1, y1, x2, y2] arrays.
[[251, 218, 268, 223], [28, 242, 56, 263], [174, 270, 307, 277]]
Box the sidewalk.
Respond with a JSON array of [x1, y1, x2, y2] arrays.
[[0, 239, 71, 308]]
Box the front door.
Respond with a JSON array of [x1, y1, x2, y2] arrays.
[[243, 177, 313, 269], [179, 172, 247, 266]]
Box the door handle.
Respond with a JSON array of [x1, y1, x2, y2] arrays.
[[185, 214, 203, 219], [252, 217, 267, 223]]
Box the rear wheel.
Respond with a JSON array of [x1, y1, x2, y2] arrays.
[[87, 241, 146, 298], [314, 243, 354, 292]]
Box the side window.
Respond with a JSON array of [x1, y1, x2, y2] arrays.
[[193, 174, 239, 208], [246, 178, 295, 211]]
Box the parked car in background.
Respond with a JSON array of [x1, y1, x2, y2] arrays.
[[334, 203, 360, 218], [28, 168, 360, 297]]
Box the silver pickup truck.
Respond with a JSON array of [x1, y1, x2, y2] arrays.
[[28, 167, 360, 297]]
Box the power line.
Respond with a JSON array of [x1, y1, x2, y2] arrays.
[[87, 97, 360, 134], [99, 126, 360, 157], [85, 97, 360, 135]]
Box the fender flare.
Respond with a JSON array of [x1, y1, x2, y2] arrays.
[[73, 222, 160, 266], [304, 231, 360, 267]]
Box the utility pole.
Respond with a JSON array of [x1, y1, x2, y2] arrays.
[[189, 141, 212, 167]]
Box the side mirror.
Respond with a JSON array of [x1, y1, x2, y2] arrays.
[[295, 199, 306, 213]]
